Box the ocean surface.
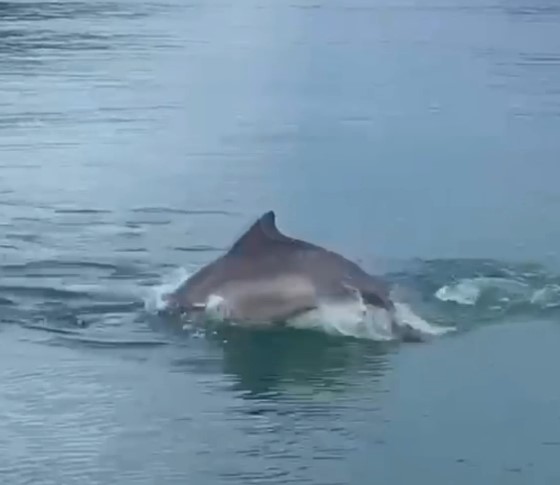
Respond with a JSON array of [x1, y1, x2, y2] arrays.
[[1, 0, 560, 483]]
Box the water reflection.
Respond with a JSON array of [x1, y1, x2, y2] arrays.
[[168, 323, 394, 400]]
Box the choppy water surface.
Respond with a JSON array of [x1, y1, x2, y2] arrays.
[[1, 0, 560, 483]]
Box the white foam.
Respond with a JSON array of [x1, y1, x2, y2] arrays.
[[204, 294, 232, 321], [393, 301, 455, 337], [435, 277, 532, 306], [287, 297, 394, 341], [143, 267, 191, 313], [288, 297, 454, 341], [435, 280, 481, 305], [530, 284, 560, 308]]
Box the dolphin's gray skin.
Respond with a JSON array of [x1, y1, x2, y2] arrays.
[[165, 210, 403, 332]]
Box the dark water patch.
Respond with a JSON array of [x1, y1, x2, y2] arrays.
[[0, 1, 149, 22], [124, 222, 143, 229], [290, 4, 323, 11], [518, 53, 560, 66], [0, 30, 129, 55], [1, 260, 120, 273], [11, 216, 45, 222], [116, 247, 148, 253], [0, 111, 65, 128], [35, 307, 92, 327], [4, 232, 43, 243], [0, 199, 52, 210], [132, 207, 235, 216], [22, 322, 83, 336], [54, 208, 112, 215], [217, 469, 292, 483], [173, 245, 223, 253], [77, 301, 145, 315], [0, 296, 15, 305], [292, 3, 502, 14], [126, 219, 172, 226], [505, 4, 560, 18], [0, 140, 81, 149], [49, 334, 170, 349], [119, 230, 144, 239], [50, 220, 110, 227], [0, 284, 91, 300]]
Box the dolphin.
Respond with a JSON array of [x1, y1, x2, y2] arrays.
[[164, 210, 418, 339]]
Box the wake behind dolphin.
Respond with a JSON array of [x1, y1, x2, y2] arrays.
[[159, 211, 454, 341]]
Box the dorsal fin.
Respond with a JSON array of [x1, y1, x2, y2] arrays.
[[228, 210, 288, 255]]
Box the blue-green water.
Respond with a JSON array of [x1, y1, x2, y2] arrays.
[[1, 0, 560, 483]]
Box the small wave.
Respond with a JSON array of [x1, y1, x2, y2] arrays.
[[22, 323, 82, 336], [435, 277, 560, 309], [0, 296, 16, 306], [393, 301, 455, 337], [0, 284, 90, 300], [54, 208, 111, 214], [116, 247, 148, 253], [530, 285, 560, 308], [1, 260, 119, 273], [131, 207, 234, 216], [125, 220, 171, 227], [5, 232, 42, 243], [50, 335, 170, 349], [77, 302, 144, 315], [22, 322, 169, 348], [173, 245, 223, 253]]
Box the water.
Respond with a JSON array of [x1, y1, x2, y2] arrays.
[[1, 0, 560, 483]]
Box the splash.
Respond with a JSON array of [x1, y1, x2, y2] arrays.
[[530, 284, 560, 308], [435, 279, 484, 305], [435, 276, 560, 309], [287, 296, 394, 340], [288, 298, 454, 341], [392, 301, 455, 337], [143, 267, 191, 313]]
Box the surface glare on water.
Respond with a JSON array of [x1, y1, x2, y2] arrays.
[[1, 0, 560, 483]]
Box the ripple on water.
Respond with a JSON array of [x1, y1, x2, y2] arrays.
[[131, 206, 237, 216]]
